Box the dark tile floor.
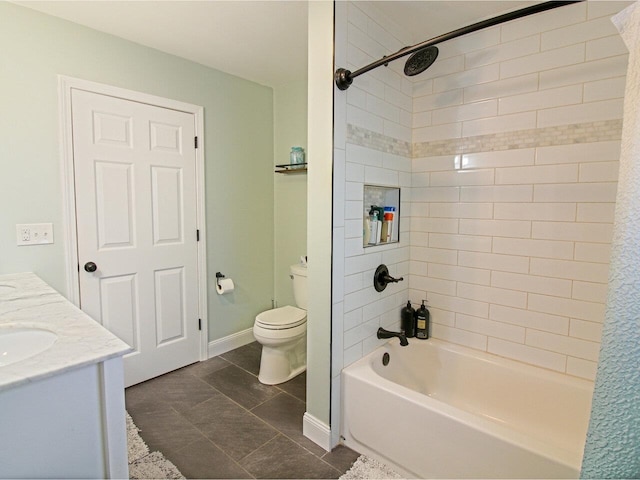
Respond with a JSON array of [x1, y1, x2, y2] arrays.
[[125, 342, 361, 479]]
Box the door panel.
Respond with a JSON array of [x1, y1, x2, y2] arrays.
[[93, 111, 133, 147], [72, 89, 200, 386], [154, 267, 186, 345], [150, 121, 182, 153], [99, 274, 138, 348], [95, 161, 135, 248], [151, 166, 183, 244]]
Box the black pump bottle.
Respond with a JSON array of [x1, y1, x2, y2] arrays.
[[401, 301, 416, 338], [415, 300, 430, 339]]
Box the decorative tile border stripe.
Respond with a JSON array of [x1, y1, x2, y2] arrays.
[[347, 124, 412, 157], [413, 119, 623, 158], [347, 120, 622, 159]]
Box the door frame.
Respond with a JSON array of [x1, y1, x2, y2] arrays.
[[58, 75, 209, 362]]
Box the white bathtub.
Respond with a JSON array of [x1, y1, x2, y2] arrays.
[[341, 339, 594, 479]]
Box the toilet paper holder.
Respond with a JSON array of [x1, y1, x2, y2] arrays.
[[215, 272, 235, 295]]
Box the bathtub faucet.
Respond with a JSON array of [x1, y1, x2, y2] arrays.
[[377, 327, 409, 346]]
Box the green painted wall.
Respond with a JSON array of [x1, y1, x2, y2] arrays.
[[274, 81, 308, 307], [0, 2, 274, 342]]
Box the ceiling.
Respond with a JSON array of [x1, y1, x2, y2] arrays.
[[17, 1, 539, 88]]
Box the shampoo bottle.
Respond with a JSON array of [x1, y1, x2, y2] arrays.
[[415, 300, 430, 339], [380, 218, 389, 243], [382, 212, 393, 243], [401, 301, 416, 338], [383, 206, 395, 243]]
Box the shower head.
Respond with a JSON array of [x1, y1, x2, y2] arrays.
[[404, 46, 439, 77]]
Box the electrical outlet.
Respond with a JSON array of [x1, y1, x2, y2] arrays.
[[16, 223, 54, 246]]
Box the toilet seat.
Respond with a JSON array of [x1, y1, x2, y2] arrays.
[[255, 305, 306, 330]]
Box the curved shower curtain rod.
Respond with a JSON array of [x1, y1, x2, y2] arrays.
[[335, 0, 584, 91]]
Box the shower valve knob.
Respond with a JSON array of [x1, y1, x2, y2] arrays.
[[383, 274, 403, 284], [374, 264, 404, 292]]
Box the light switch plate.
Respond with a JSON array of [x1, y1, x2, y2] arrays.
[[16, 223, 54, 246]]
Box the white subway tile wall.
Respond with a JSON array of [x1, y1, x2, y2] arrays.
[[409, 1, 627, 380], [333, 1, 414, 389], [334, 1, 628, 387]]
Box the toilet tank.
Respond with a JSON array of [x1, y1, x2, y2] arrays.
[[290, 264, 308, 310]]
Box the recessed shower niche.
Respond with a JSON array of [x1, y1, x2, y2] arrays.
[[363, 185, 400, 248]]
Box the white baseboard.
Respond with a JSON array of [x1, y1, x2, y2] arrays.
[[303, 412, 332, 452], [208, 327, 256, 358]]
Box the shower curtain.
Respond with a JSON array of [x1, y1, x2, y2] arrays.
[[581, 2, 640, 478]]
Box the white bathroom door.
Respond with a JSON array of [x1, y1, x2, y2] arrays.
[[71, 88, 201, 387]]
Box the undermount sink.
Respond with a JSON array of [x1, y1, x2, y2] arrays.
[[0, 328, 57, 367]]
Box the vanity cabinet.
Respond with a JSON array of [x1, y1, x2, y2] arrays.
[[0, 273, 131, 478], [0, 358, 127, 478]]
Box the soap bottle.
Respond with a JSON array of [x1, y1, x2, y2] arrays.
[[368, 207, 379, 245], [363, 210, 371, 245], [415, 300, 430, 339], [401, 301, 416, 338], [373, 206, 384, 242]]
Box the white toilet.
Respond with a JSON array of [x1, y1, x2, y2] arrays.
[[253, 263, 307, 385]]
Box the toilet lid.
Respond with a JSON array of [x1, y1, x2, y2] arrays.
[[256, 305, 306, 329]]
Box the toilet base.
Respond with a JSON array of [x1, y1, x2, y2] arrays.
[[257, 337, 306, 385]]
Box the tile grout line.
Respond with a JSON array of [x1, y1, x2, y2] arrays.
[[168, 416, 257, 480], [177, 370, 309, 470], [211, 352, 330, 466], [173, 401, 276, 474], [128, 344, 351, 479], [129, 363, 262, 478], [218, 351, 307, 402], [235, 433, 343, 479], [192, 364, 330, 468]]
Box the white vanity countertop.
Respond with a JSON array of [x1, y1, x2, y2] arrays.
[[0, 272, 131, 391]]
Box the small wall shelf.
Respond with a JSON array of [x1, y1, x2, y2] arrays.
[[275, 163, 307, 174], [364, 184, 401, 248]]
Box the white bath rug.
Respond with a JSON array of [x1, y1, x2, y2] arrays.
[[340, 455, 405, 479], [127, 413, 185, 480]]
